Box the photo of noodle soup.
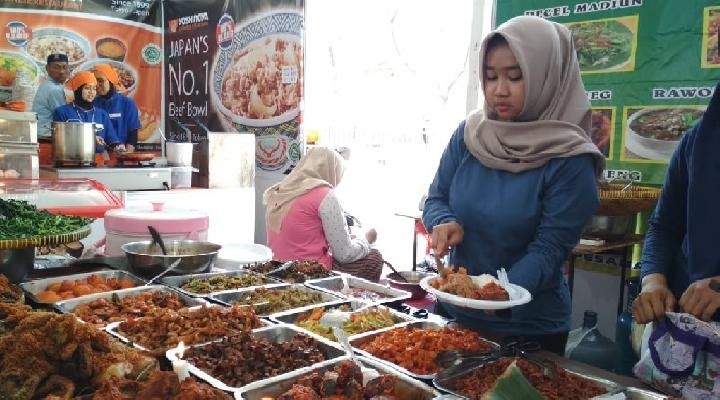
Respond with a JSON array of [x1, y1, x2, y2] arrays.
[[625, 107, 704, 162]]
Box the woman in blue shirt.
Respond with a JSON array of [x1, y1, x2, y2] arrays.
[[92, 64, 141, 151], [53, 71, 124, 155], [423, 16, 604, 354]]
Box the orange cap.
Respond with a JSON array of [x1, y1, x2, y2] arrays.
[[92, 64, 120, 86], [66, 71, 97, 91]]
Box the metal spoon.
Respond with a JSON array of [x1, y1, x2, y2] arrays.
[[147, 225, 168, 255], [433, 253, 447, 276], [383, 261, 408, 282]]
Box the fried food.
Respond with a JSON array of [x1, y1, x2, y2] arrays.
[[357, 326, 493, 375], [73, 290, 186, 327], [90, 371, 231, 400], [117, 305, 263, 352], [430, 267, 509, 301], [450, 357, 606, 399], [34, 274, 138, 303], [0, 274, 23, 303], [0, 304, 157, 400], [185, 332, 326, 388]]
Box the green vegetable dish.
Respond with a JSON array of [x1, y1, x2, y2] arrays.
[[231, 287, 324, 314], [0, 199, 91, 240], [567, 20, 633, 72], [180, 274, 266, 294]]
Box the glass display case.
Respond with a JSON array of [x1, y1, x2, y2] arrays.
[[0, 111, 38, 179]]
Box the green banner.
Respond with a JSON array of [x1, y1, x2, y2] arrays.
[[495, 0, 720, 185]]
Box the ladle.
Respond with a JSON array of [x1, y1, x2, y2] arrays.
[[148, 225, 168, 255]]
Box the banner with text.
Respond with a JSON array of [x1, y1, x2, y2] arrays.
[[495, 0, 720, 185], [164, 0, 304, 176], [0, 1, 163, 149]]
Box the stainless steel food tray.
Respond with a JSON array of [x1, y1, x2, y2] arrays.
[[105, 304, 270, 353], [55, 285, 209, 327], [166, 324, 346, 392], [269, 300, 415, 342], [19, 269, 146, 306], [432, 361, 668, 399], [161, 270, 282, 298], [209, 283, 344, 317], [349, 320, 496, 381], [236, 355, 440, 400], [304, 275, 411, 304]]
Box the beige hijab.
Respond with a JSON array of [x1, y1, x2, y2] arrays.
[[263, 147, 345, 232], [465, 16, 605, 175]]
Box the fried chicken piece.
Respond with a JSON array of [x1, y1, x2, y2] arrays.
[[277, 384, 321, 400], [364, 375, 397, 398], [335, 360, 363, 388], [175, 376, 232, 400], [32, 374, 75, 400]]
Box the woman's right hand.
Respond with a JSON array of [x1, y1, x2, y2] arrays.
[[365, 228, 377, 244], [632, 273, 676, 323], [431, 221, 464, 257]]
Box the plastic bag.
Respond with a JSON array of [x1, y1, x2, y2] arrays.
[[634, 312, 720, 398]]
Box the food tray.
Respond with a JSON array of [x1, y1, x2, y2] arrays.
[[433, 363, 668, 399], [166, 324, 346, 392], [160, 270, 282, 298], [209, 283, 344, 317], [269, 300, 415, 342], [305, 276, 411, 304], [0, 224, 91, 250], [349, 320, 481, 380], [104, 304, 271, 353], [0, 178, 123, 218], [55, 285, 209, 326], [19, 269, 146, 306], [236, 355, 440, 399]]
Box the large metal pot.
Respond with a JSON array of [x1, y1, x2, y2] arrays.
[[52, 121, 101, 166], [121, 240, 221, 277]]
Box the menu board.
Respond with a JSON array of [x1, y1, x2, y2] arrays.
[[164, 0, 304, 176], [495, 0, 720, 185], [0, 1, 163, 150]]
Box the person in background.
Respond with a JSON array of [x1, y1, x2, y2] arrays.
[[633, 82, 720, 324], [264, 147, 383, 281], [53, 71, 125, 155], [92, 64, 141, 152], [32, 53, 69, 138], [422, 16, 604, 354]]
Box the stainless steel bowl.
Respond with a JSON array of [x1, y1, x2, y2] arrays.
[[582, 215, 636, 239], [121, 240, 222, 276], [387, 271, 435, 300]]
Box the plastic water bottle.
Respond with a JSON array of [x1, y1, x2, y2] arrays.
[[614, 269, 641, 375], [565, 310, 617, 371]]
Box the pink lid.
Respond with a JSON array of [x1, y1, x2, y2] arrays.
[[104, 202, 209, 235]]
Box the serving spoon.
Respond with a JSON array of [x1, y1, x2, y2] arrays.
[[147, 225, 168, 255]]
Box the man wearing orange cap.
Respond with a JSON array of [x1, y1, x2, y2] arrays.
[[53, 71, 124, 156], [92, 64, 141, 152]]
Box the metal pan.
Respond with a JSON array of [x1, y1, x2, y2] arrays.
[[349, 320, 492, 381], [161, 270, 282, 298], [236, 355, 440, 400], [433, 360, 668, 399], [269, 300, 415, 343], [304, 275, 411, 304], [209, 284, 344, 317], [166, 324, 346, 393], [55, 285, 208, 327], [19, 269, 146, 306], [105, 304, 270, 354]]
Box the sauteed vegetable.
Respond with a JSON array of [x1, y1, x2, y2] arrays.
[[0, 199, 91, 239]]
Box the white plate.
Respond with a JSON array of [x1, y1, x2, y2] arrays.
[[419, 275, 531, 310], [216, 243, 272, 266]]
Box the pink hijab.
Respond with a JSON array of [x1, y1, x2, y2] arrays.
[[464, 16, 605, 175]]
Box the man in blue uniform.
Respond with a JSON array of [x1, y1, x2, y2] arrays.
[[32, 53, 69, 138]]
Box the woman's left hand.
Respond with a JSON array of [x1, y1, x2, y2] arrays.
[[679, 276, 720, 321], [114, 144, 127, 152]]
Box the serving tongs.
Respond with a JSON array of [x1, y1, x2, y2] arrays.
[[435, 337, 558, 382]]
